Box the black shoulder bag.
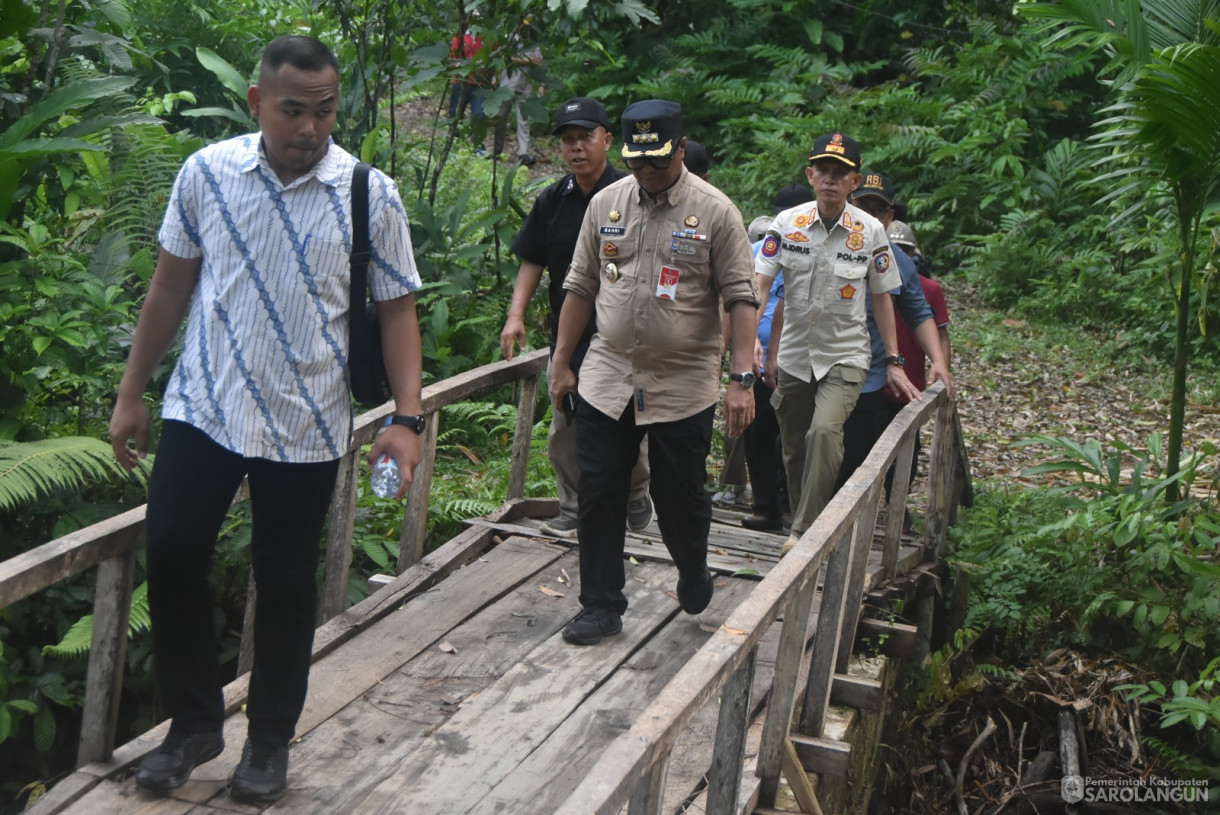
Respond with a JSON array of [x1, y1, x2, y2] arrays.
[[348, 162, 392, 408]]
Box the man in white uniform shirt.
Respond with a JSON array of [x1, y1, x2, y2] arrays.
[[754, 132, 918, 555], [109, 35, 426, 803]]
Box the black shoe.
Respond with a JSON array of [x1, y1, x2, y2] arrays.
[[518, 154, 536, 166], [676, 569, 714, 614], [741, 513, 784, 532], [229, 738, 289, 803], [136, 729, 225, 795], [562, 607, 622, 646]]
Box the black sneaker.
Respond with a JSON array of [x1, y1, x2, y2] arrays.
[[229, 738, 289, 803], [676, 569, 714, 614], [136, 729, 225, 795], [562, 607, 622, 646], [518, 154, 536, 167]]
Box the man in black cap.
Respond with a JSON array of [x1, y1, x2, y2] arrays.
[[755, 134, 919, 555], [501, 97, 652, 539], [835, 171, 953, 520], [550, 99, 759, 645]]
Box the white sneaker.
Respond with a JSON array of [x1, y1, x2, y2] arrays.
[[780, 534, 799, 557]]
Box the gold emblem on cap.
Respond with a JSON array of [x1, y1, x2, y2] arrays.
[[609, 210, 621, 222], [605, 263, 619, 283], [684, 215, 698, 228]]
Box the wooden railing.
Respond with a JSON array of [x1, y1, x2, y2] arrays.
[[553, 382, 971, 815], [0, 348, 549, 769]]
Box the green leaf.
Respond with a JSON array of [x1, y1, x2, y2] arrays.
[[196, 47, 251, 101], [6, 699, 37, 714], [0, 76, 136, 149], [32, 705, 55, 752]]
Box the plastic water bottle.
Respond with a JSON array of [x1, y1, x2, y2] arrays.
[[370, 455, 401, 498]]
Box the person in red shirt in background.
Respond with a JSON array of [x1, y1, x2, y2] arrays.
[[449, 20, 488, 152], [885, 219, 951, 530]]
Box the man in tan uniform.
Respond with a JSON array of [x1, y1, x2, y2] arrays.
[[550, 99, 759, 645]]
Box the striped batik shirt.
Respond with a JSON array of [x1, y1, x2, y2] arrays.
[[157, 134, 420, 463]]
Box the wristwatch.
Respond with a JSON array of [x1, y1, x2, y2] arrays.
[[729, 371, 757, 388], [886, 354, 906, 367], [385, 414, 427, 434]]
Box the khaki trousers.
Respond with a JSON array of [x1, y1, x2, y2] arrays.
[[771, 364, 865, 536]]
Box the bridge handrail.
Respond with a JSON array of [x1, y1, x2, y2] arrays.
[[554, 382, 971, 814], [0, 348, 549, 768]]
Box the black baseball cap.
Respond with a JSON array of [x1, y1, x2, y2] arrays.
[[621, 99, 683, 159], [773, 182, 813, 214], [553, 97, 610, 134], [808, 132, 862, 170], [683, 139, 709, 176], [852, 170, 895, 205]]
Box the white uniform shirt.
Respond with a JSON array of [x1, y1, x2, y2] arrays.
[[754, 201, 899, 382], [157, 134, 420, 462]]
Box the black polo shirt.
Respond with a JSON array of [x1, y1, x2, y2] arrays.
[[510, 162, 627, 367]]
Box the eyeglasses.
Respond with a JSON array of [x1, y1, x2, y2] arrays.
[[854, 198, 892, 218], [623, 155, 673, 170]]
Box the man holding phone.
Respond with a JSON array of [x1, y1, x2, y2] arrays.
[[500, 97, 651, 538]]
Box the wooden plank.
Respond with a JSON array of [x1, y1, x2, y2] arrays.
[[0, 506, 145, 608], [341, 563, 682, 813], [398, 408, 440, 572], [790, 732, 852, 777], [37, 778, 202, 815], [348, 348, 549, 449], [856, 618, 919, 660], [628, 759, 667, 815], [474, 576, 759, 815], [706, 647, 757, 815], [257, 548, 586, 814], [926, 394, 954, 558], [835, 487, 881, 675], [551, 529, 837, 815], [76, 537, 569, 812], [882, 432, 917, 581], [782, 736, 825, 814], [506, 373, 539, 500], [319, 446, 360, 623], [830, 674, 884, 711], [755, 575, 816, 808], [77, 550, 137, 766], [797, 488, 861, 737], [236, 572, 256, 677]]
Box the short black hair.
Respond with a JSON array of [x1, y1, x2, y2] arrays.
[[259, 35, 339, 81], [683, 140, 710, 177]]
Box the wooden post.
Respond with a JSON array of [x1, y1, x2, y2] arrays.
[[926, 395, 954, 559], [627, 756, 667, 815], [756, 574, 816, 807], [77, 549, 137, 766], [237, 572, 257, 676], [706, 646, 757, 814], [319, 447, 361, 624], [798, 522, 856, 737], [835, 487, 881, 674], [398, 410, 439, 573], [882, 430, 917, 580], [507, 373, 539, 500]]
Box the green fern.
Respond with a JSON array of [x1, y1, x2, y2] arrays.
[[0, 437, 150, 513], [42, 581, 151, 660]]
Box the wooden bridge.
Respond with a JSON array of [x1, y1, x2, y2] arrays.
[[2, 349, 971, 814]]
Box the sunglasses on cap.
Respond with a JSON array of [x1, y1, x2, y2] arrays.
[[623, 155, 674, 170]]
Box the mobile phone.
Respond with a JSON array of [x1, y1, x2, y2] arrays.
[[562, 392, 577, 425]]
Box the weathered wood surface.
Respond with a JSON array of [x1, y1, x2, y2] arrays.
[[35, 506, 925, 815]]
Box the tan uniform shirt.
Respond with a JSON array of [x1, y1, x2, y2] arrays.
[[754, 200, 900, 382], [564, 167, 759, 424]]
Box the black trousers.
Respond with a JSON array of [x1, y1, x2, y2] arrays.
[[575, 400, 715, 614], [837, 388, 918, 496], [742, 378, 784, 517], [144, 421, 340, 746]]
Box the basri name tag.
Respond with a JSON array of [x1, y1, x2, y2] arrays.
[[657, 265, 680, 300], [600, 226, 626, 236]]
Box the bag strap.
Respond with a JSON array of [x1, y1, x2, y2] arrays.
[[350, 162, 372, 344]]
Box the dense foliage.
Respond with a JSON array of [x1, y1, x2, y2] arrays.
[[2, 0, 1218, 808]]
